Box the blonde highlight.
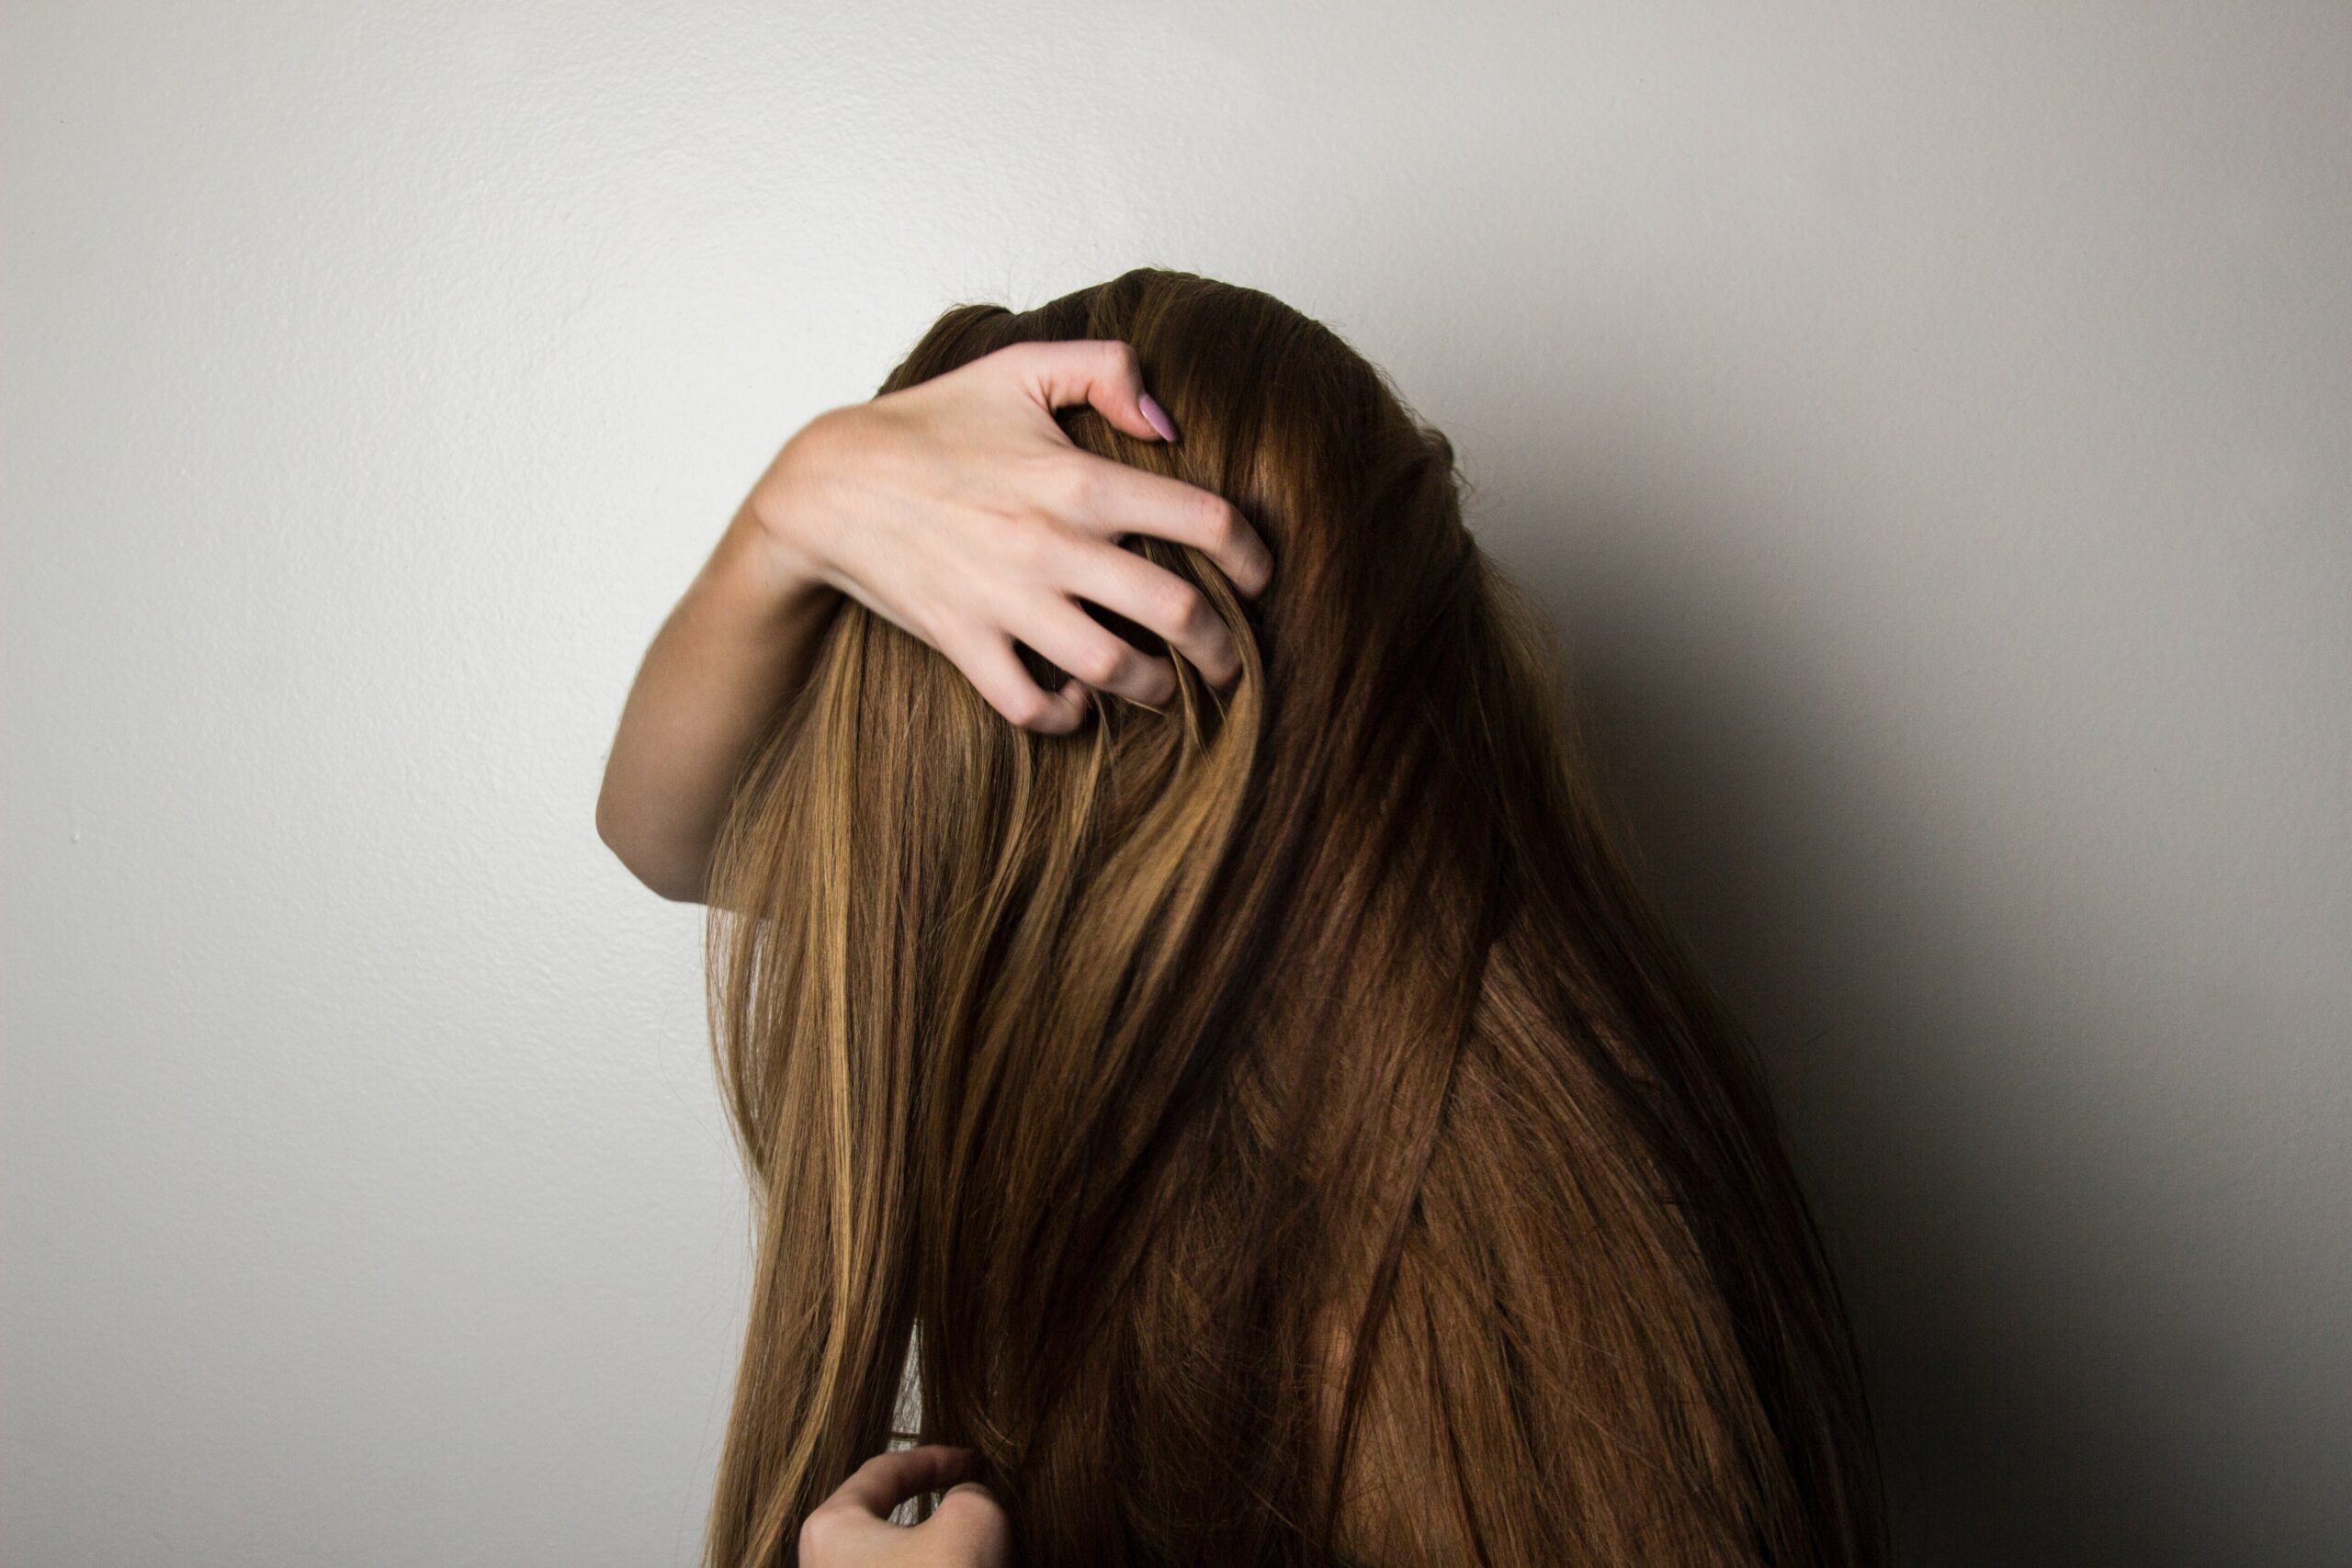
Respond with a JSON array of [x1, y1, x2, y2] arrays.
[[699, 269, 1887, 1568]]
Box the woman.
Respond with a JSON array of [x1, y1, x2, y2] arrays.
[[599, 269, 1888, 1568]]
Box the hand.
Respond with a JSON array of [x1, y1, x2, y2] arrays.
[[594, 337, 1272, 901], [744, 338, 1275, 732], [797, 1445, 1012, 1568]]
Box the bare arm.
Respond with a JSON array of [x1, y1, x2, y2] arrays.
[[595, 339, 1274, 904], [593, 498, 836, 902]]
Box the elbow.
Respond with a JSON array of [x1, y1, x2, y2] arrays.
[[596, 791, 708, 906]]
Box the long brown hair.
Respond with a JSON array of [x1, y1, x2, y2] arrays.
[[699, 269, 1887, 1568]]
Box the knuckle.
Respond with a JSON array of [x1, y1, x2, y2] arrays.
[[1154, 578, 1212, 635], [1202, 499, 1244, 551], [1054, 457, 1102, 514], [1019, 455, 1082, 520], [1001, 685, 1050, 728], [992, 339, 1045, 373], [935, 1487, 990, 1518], [937, 1491, 1009, 1540], [1003, 513, 1050, 571], [1076, 637, 1129, 686], [797, 1507, 844, 1557], [1101, 339, 1141, 380]]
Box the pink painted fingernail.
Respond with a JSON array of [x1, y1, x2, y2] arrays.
[[1138, 392, 1178, 443]]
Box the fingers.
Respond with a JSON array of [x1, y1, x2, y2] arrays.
[[984, 340, 1276, 600], [1017, 595, 1182, 708], [1058, 459, 1273, 598], [1001, 338, 1174, 447], [822, 1444, 982, 1520], [1058, 544, 1243, 688], [802, 1446, 1011, 1568], [944, 625, 1092, 735], [928, 1482, 1012, 1568]]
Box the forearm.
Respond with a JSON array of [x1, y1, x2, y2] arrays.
[[595, 502, 840, 902]]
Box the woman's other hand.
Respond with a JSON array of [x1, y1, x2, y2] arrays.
[[797, 1445, 1012, 1568], [744, 338, 1274, 730]]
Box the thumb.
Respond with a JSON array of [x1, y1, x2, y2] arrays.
[[928, 1480, 1012, 1565], [999, 338, 1181, 446]]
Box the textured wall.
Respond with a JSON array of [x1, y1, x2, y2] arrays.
[[6, 4, 2346, 1564]]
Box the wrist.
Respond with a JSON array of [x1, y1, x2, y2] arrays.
[[742, 410, 855, 592], [714, 497, 836, 621]]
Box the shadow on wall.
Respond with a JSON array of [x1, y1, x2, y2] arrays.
[[1509, 499, 2338, 1568]]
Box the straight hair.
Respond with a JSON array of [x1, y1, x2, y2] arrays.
[[699, 268, 1888, 1568]]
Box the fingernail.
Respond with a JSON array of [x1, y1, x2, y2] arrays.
[[1138, 392, 1178, 443]]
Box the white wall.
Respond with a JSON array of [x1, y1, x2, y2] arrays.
[[6, 4, 2346, 1563]]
